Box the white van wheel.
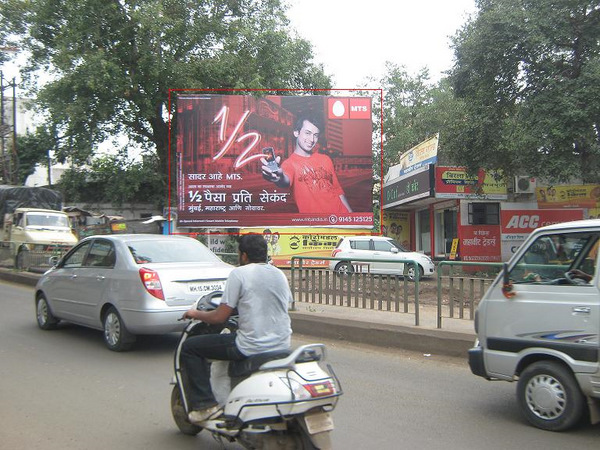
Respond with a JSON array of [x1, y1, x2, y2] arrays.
[[517, 361, 584, 431]]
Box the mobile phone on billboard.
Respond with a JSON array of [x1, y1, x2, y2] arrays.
[[262, 147, 279, 171]]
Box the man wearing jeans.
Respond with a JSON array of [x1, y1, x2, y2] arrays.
[[180, 234, 292, 424]]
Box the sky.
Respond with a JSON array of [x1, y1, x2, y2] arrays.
[[286, 0, 477, 87]]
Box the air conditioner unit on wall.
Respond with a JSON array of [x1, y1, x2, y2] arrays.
[[514, 176, 537, 194]]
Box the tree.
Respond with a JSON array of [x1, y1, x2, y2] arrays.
[[58, 151, 163, 204], [14, 127, 55, 184], [378, 63, 462, 171], [447, 0, 600, 183], [0, 0, 330, 201]]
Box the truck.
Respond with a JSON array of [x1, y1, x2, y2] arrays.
[[469, 219, 600, 431], [0, 186, 78, 269]]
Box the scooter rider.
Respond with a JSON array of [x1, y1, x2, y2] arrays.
[[180, 234, 293, 424]]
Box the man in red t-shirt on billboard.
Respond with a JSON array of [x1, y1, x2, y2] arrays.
[[261, 116, 352, 214]]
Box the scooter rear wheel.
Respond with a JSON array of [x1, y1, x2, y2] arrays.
[[171, 385, 203, 436]]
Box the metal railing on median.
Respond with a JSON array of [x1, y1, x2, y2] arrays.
[[0, 241, 71, 272], [436, 261, 504, 328], [290, 256, 424, 325]]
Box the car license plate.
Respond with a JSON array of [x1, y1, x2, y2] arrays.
[[304, 411, 334, 434], [187, 281, 225, 294]]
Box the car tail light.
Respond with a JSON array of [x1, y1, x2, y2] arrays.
[[331, 249, 341, 257], [139, 268, 165, 300]]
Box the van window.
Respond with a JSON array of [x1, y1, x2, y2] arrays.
[[511, 232, 598, 284]]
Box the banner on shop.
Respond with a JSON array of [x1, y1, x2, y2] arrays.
[[175, 94, 374, 228], [435, 167, 507, 200], [500, 208, 584, 261], [536, 185, 600, 209], [459, 225, 502, 262], [381, 211, 410, 249], [385, 134, 439, 181], [239, 227, 369, 268]]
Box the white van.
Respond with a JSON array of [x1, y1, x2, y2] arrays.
[[469, 219, 599, 431]]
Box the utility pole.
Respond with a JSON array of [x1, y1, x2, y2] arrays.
[[0, 46, 19, 185], [0, 72, 18, 185]]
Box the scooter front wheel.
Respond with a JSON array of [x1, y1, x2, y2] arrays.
[[171, 385, 203, 436]]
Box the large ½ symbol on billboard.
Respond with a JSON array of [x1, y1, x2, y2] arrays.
[[212, 105, 264, 169]]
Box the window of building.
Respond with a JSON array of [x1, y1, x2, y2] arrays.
[[468, 203, 499, 225]]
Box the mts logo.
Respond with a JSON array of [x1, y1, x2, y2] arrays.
[[506, 215, 540, 229], [351, 105, 368, 112]]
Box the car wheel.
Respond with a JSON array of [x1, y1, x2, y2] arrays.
[[335, 262, 354, 276], [16, 247, 30, 270], [406, 265, 424, 282], [36, 294, 59, 330], [517, 361, 585, 431], [171, 385, 202, 435], [102, 306, 135, 352]]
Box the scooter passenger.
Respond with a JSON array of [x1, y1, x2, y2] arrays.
[[180, 234, 293, 424]]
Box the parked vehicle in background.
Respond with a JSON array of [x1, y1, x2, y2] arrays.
[[469, 219, 600, 431], [329, 236, 435, 280], [3, 208, 78, 269], [34, 234, 234, 351]]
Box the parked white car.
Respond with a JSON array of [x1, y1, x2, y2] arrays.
[[329, 236, 435, 280], [34, 234, 234, 351]]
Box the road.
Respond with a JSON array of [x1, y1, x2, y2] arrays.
[[1, 281, 598, 449]]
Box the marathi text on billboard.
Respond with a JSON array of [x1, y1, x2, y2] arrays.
[[175, 94, 374, 228], [240, 227, 369, 268]]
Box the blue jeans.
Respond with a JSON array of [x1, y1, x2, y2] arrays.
[[180, 333, 246, 410]]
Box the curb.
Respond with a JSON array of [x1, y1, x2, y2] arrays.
[[0, 268, 40, 287], [290, 311, 473, 358]]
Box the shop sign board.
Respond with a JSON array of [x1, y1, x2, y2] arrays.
[[435, 167, 507, 199], [382, 164, 433, 208]]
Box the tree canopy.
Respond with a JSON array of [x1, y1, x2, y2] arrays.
[[378, 63, 463, 172], [0, 0, 331, 202], [447, 0, 600, 183]]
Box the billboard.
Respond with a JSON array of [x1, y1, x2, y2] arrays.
[[176, 94, 374, 228], [239, 227, 369, 268]]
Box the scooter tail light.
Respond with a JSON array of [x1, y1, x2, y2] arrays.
[[139, 268, 165, 300], [303, 380, 336, 398]]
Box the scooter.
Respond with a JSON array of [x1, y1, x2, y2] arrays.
[[170, 291, 343, 449]]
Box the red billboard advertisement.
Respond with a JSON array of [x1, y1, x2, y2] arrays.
[[175, 94, 374, 228]]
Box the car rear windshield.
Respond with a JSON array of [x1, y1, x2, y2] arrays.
[[127, 240, 222, 264]]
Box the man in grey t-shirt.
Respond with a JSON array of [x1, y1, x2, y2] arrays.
[[180, 234, 292, 424]]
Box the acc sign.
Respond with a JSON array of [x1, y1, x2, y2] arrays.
[[505, 214, 540, 230], [501, 209, 584, 238]]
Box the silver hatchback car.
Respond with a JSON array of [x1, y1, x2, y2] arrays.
[[35, 234, 233, 351]]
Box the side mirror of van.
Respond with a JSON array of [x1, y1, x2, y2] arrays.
[[501, 262, 516, 298], [390, 247, 399, 254]]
